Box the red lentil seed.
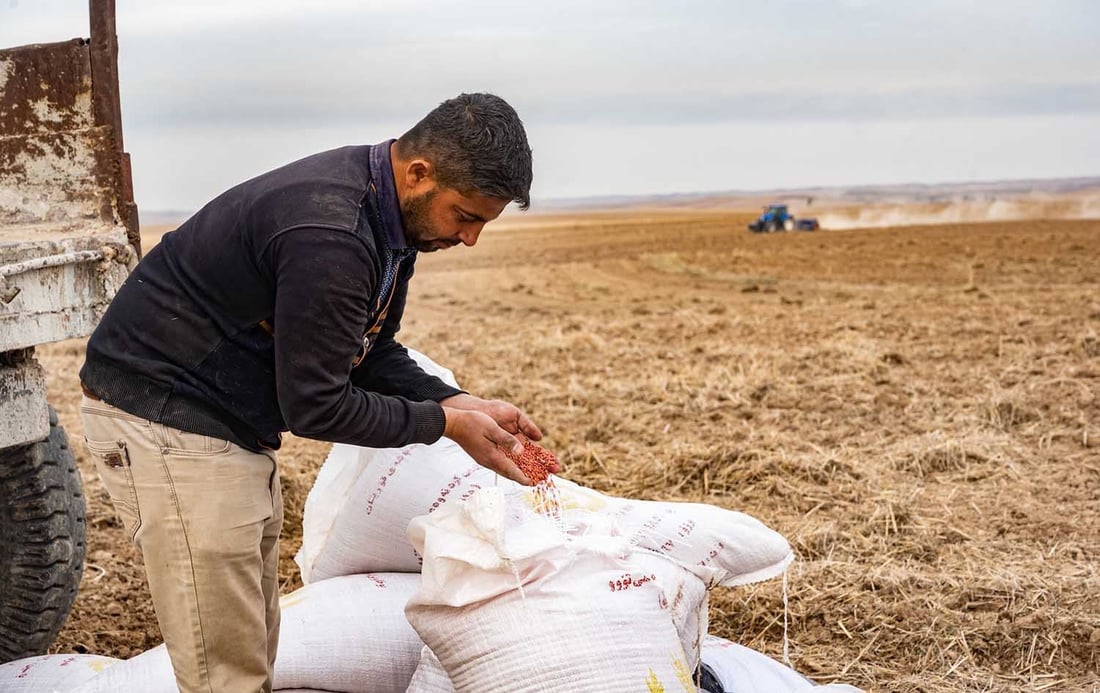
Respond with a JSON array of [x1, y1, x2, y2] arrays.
[[504, 440, 562, 519], [506, 440, 558, 485]]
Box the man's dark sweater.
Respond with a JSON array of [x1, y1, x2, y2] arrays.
[[80, 141, 462, 453]]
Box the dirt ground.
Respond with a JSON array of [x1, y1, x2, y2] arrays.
[[43, 211, 1099, 692]]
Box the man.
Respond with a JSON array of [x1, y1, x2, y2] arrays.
[[79, 93, 556, 692]]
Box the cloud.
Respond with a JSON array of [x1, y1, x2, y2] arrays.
[[123, 74, 1100, 129], [3, 0, 1099, 209]]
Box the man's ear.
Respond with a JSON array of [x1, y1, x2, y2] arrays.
[[404, 159, 436, 192]]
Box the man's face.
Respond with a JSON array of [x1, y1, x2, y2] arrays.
[[401, 184, 510, 253]]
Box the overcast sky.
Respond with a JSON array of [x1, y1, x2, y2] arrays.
[[3, 0, 1099, 212]]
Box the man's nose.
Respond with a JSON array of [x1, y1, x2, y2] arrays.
[[458, 225, 483, 247]]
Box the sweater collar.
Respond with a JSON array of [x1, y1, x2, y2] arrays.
[[368, 139, 411, 252]]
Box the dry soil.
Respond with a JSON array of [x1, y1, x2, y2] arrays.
[[44, 210, 1100, 692]]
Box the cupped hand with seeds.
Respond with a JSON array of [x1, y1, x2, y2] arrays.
[[441, 407, 531, 485], [440, 394, 557, 486]]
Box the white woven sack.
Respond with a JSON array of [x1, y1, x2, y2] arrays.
[[296, 348, 463, 583], [294, 441, 363, 582], [0, 654, 119, 692], [405, 646, 453, 693], [297, 437, 486, 581], [405, 487, 706, 693], [73, 573, 424, 693], [272, 573, 424, 691], [552, 480, 793, 588], [700, 636, 864, 693], [69, 645, 174, 693], [299, 438, 792, 588]]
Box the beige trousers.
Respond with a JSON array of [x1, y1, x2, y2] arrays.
[[80, 396, 283, 693]]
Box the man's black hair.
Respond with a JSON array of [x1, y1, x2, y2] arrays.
[[397, 93, 533, 210]]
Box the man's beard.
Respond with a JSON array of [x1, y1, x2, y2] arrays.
[[402, 188, 457, 252]]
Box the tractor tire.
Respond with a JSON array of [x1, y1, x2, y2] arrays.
[[0, 406, 86, 664], [783, 218, 795, 232], [764, 222, 777, 233]]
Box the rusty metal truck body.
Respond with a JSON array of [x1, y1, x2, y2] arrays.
[[0, 0, 138, 661]]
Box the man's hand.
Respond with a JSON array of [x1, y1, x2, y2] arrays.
[[440, 393, 543, 441], [442, 407, 534, 485]]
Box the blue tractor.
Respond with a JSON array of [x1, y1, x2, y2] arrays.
[[748, 204, 819, 233]]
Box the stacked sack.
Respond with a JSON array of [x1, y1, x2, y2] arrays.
[[65, 573, 426, 692], [0, 349, 861, 692], [0, 654, 119, 692], [403, 485, 709, 691]]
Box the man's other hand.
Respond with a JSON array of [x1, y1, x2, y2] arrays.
[[440, 393, 543, 441]]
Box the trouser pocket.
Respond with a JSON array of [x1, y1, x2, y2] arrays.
[[84, 437, 142, 541]]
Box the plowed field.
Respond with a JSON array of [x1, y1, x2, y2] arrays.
[[44, 211, 1099, 692]]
